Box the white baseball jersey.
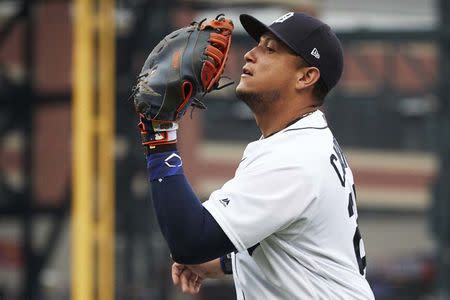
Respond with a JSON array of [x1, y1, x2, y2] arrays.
[[203, 110, 375, 299]]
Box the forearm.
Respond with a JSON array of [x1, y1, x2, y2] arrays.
[[147, 149, 236, 264]]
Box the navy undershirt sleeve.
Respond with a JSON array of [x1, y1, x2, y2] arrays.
[[147, 152, 236, 264]]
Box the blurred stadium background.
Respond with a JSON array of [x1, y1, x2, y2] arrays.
[[0, 0, 449, 299]]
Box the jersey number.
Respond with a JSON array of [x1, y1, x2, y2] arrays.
[[330, 139, 367, 276], [348, 190, 367, 275]]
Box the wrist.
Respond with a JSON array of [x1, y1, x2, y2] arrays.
[[138, 118, 178, 154], [147, 143, 178, 154], [146, 150, 184, 181]]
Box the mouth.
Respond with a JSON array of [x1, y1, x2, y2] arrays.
[[241, 66, 253, 77]]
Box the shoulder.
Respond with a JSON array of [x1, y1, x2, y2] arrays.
[[270, 112, 334, 162], [239, 111, 335, 173]]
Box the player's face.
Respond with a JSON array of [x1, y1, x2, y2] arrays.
[[236, 33, 301, 113]]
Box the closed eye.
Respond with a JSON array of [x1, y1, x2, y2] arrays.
[[266, 46, 275, 53], [257, 36, 277, 53]]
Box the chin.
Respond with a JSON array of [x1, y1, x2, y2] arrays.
[[236, 82, 250, 96], [235, 85, 248, 99]]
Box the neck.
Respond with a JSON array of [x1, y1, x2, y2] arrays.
[[255, 103, 317, 138]]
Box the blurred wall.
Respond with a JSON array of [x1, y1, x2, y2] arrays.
[[0, 1, 442, 299]]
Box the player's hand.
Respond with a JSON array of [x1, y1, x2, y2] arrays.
[[129, 15, 234, 123], [172, 263, 204, 295], [184, 258, 225, 279]]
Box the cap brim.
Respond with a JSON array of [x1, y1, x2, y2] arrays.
[[239, 14, 298, 56], [239, 14, 272, 42]]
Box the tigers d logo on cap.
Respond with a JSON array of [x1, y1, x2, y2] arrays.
[[273, 12, 294, 24]]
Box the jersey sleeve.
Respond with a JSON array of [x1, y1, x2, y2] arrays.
[[203, 155, 318, 252]]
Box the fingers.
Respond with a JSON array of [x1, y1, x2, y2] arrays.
[[181, 268, 203, 294], [180, 268, 195, 294], [171, 263, 185, 285], [172, 263, 204, 294], [193, 274, 203, 293], [180, 268, 191, 293]]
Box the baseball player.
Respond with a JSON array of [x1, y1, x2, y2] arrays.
[[132, 12, 375, 299]]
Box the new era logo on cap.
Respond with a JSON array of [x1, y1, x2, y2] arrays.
[[311, 48, 320, 59]]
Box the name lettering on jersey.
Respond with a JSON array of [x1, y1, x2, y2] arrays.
[[330, 138, 348, 187], [219, 198, 230, 207], [348, 184, 357, 217], [328, 138, 368, 275]]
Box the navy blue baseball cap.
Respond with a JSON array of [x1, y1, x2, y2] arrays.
[[240, 12, 343, 91]]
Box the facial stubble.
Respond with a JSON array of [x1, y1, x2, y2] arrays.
[[235, 89, 281, 115]]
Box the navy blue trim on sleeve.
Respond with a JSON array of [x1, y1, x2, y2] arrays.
[[147, 153, 236, 264], [220, 253, 233, 274]]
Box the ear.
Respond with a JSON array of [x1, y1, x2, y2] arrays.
[[296, 67, 321, 91]]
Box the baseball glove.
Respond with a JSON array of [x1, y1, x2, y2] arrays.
[[131, 14, 234, 122]]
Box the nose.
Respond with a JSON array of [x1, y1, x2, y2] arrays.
[[244, 46, 257, 63]]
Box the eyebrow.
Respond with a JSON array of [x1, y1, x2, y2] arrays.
[[259, 34, 278, 44]]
